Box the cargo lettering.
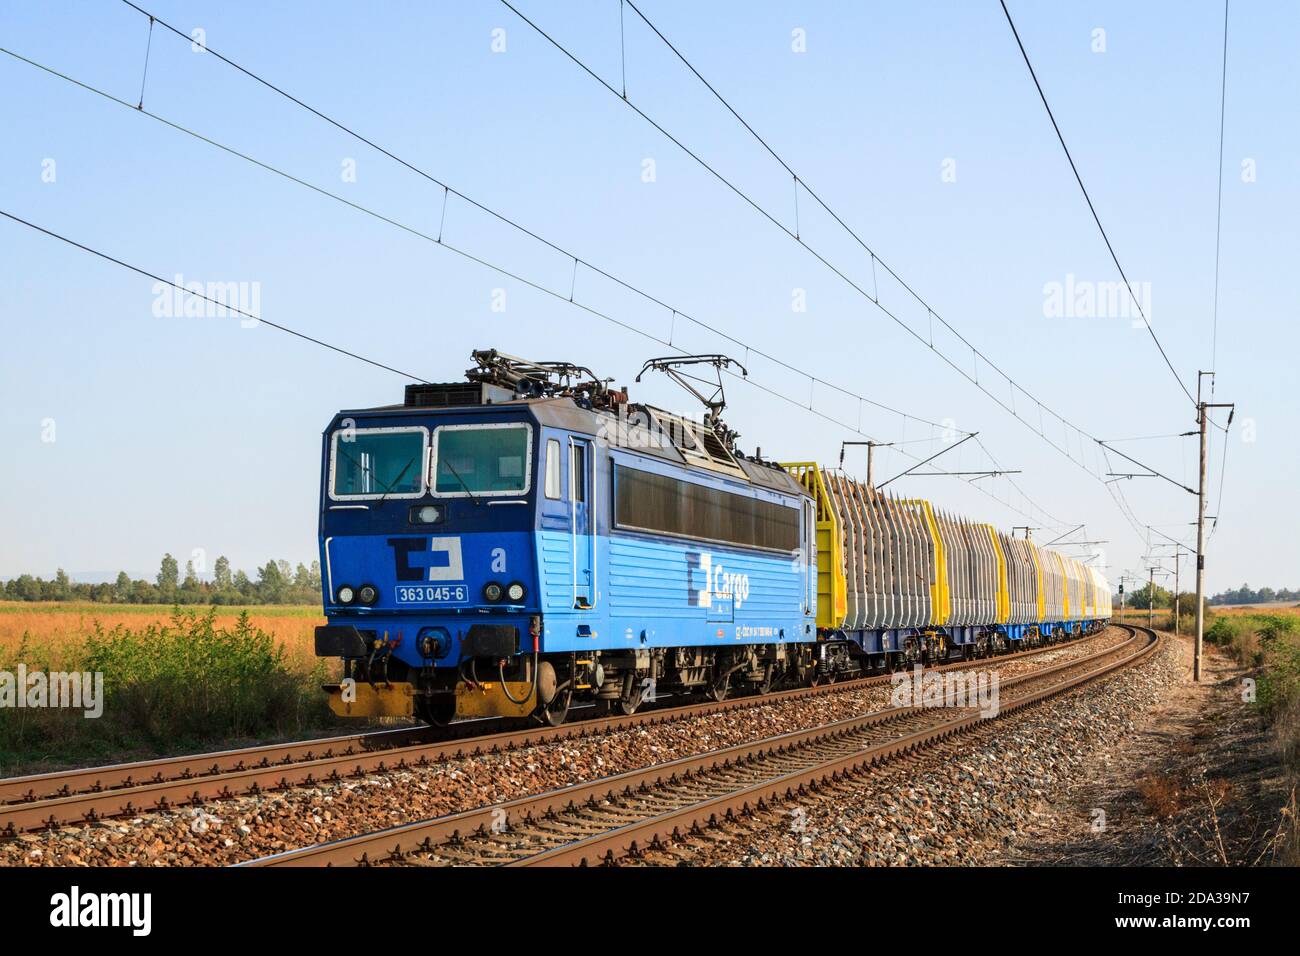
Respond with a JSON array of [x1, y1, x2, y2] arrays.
[[694, 553, 750, 609]]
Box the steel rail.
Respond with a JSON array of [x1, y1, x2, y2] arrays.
[[0, 627, 1112, 834], [516, 626, 1158, 867], [0, 724, 431, 806], [240, 626, 1150, 867]]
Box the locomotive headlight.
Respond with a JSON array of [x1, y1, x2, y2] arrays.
[[483, 581, 504, 603], [411, 504, 443, 524], [506, 582, 526, 603], [336, 585, 356, 605], [358, 584, 379, 605]]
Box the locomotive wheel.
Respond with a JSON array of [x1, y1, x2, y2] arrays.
[[616, 681, 645, 716], [538, 686, 572, 726]]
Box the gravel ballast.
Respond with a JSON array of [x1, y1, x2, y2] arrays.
[[1, 629, 1139, 866]]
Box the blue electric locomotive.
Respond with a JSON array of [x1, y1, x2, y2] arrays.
[[314, 350, 820, 724]]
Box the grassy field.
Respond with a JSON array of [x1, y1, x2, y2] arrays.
[[0, 602, 342, 775], [0, 601, 323, 667]]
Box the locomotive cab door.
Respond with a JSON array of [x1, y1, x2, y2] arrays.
[[570, 437, 594, 609]]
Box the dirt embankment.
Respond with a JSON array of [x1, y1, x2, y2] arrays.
[[1006, 635, 1297, 866]]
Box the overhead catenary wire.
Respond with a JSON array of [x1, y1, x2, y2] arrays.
[[0, 210, 432, 384], [506, 0, 1106, 445], [1, 77, 1068, 534], [11, 29, 1073, 531], [497, 0, 1153, 543], [0, 44, 952, 447], [108, 1, 959, 440], [998, 0, 1196, 409], [1101, 432, 1195, 444]]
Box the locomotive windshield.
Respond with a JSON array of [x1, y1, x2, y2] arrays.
[[330, 427, 427, 499], [432, 423, 532, 496]]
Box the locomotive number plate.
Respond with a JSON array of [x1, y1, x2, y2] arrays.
[[394, 585, 469, 605]]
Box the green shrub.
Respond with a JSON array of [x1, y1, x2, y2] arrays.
[[1255, 617, 1300, 722], [1205, 616, 1241, 646]]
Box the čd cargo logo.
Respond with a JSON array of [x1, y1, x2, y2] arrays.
[[388, 536, 464, 582], [692, 553, 750, 609]]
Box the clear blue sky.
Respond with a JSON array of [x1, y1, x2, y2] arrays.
[[1, 0, 1295, 593]]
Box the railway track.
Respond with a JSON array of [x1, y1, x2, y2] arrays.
[[0, 628, 1115, 836], [241, 624, 1157, 867]]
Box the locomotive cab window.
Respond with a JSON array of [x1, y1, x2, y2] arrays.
[[431, 423, 533, 497], [330, 427, 427, 500]]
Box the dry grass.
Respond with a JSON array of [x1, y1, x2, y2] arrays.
[[1278, 787, 1299, 866], [1137, 775, 1186, 818], [1215, 604, 1300, 617], [0, 601, 322, 669]]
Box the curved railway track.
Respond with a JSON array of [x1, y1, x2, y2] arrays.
[[0, 628, 1116, 836], [241, 624, 1157, 867]]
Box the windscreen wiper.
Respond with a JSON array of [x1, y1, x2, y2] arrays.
[[439, 456, 479, 504], [374, 456, 417, 507], [334, 446, 415, 505]]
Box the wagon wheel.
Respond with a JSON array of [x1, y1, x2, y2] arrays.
[[707, 671, 731, 702]]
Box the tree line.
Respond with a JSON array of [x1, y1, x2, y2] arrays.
[[1207, 584, 1300, 606], [2, 554, 322, 605], [1115, 582, 1299, 611]]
